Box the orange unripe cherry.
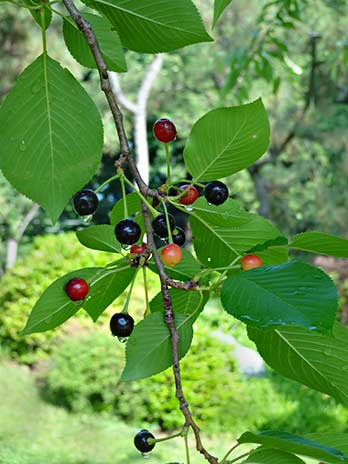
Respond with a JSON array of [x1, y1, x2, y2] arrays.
[[241, 254, 263, 270], [161, 243, 183, 267]]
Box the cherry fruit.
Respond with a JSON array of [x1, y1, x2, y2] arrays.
[[161, 243, 183, 267], [153, 118, 177, 143], [115, 219, 141, 245], [110, 313, 134, 338], [134, 429, 156, 453], [65, 278, 89, 301], [204, 181, 229, 206], [152, 213, 175, 238], [172, 227, 186, 247], [241, 254, 263, 270], [130, 243, 147, 255], [179, 184, 199, 205], [73, 189, 99, 216]]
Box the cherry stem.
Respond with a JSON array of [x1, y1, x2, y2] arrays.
[[40, 8, 47, 53], [185, 430, 191, 464], [217, 256, 242, 281], [122, 175, 159, 217], [143, 266, 151, 317], [94, 174, 120, 193], [161, 199, 173, 243], [164, 143, 171, 185], [120, 175, 129, 218], [223, 451, 251, 464], [219, 443, 241, 464], [174, 179, 205, 188], [121, 271, 137, 314], [147, 429, 184, 445]]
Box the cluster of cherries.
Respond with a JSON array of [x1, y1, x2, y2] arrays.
[[64, 118, 263, 453]]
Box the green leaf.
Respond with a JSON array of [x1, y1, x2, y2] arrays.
[[189, 197, 287, 268], [83, 263, 136, 321], [24, 0, 52, 29], [76, 224, 121, 253], [148, 248, 201, 281], [238, 431, 345, 462], [83, 0, 213, 53], [221, 262, 337, 332], [289, 232, 348, 258], [63, 13, 127, 72], [150, 288, 208, 321], [212, 0, 233, 28], [110, 192, 142, 225], [0, 54, 103, 223], [304, 433, 348, 458], [183, 99, 270, 181], [121, 312, 193, 381], [22, 264, 135, 333], [245, 447, 305, 464], [21, 268, 100, 335], [248, 322, 348, 406]]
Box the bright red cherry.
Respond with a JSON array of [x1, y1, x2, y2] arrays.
[[241, 254, 263, 270], [179, 184, 199, 205], [65, 277, 89, 301], [153, 118, 177, 143], [161, 244, 183, 267], [130, 242, 147, 255]]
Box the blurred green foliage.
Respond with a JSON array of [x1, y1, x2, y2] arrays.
[[41, 324, 348, 435]]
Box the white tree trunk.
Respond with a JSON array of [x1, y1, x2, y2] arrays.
[[110, 54, 164, 185]]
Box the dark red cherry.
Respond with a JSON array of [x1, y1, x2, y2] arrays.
[[110, 313, 134, 337], [65, 278, 89, 301], [73, 189, 99, 216], [134, 429, 156, 453], [153, 118, 177, 143], [115, 219, 141, 245]]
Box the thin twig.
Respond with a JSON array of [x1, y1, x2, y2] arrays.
[[62, 2, 216, 462]]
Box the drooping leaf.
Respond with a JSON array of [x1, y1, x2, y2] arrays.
[[221, 262, 337, 332], [189, 197, 287, 268], [21, 268, 101, 335], [76, 224, 121, 253], [148, 248, 201, 281], [121, 312, 193, 381], [304, 433, 348, 458], [289, 232, 348, 258], [150, 288, 208, 321], [248, 322, 348, 406], [245, 447, 306, 464], [83, 263, 136, 321], [238, 431, 345, 462], [213, 0, 233, 28], [0, 54, 103, 223], [183, 99, 270, 181], [83, 0, 213, 53], [63, 13, 127, 72]]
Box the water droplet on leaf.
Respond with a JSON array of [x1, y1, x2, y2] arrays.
[[19, 140, 26, 152]]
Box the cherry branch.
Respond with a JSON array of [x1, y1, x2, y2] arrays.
[[61, 1, 216, 462]]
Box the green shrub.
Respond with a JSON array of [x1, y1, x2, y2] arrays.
[[0, 232, 159, 364], [41, 322, 348, 435]]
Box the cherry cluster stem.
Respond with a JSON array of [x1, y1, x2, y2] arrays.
[[61, 2, 217, 463]]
